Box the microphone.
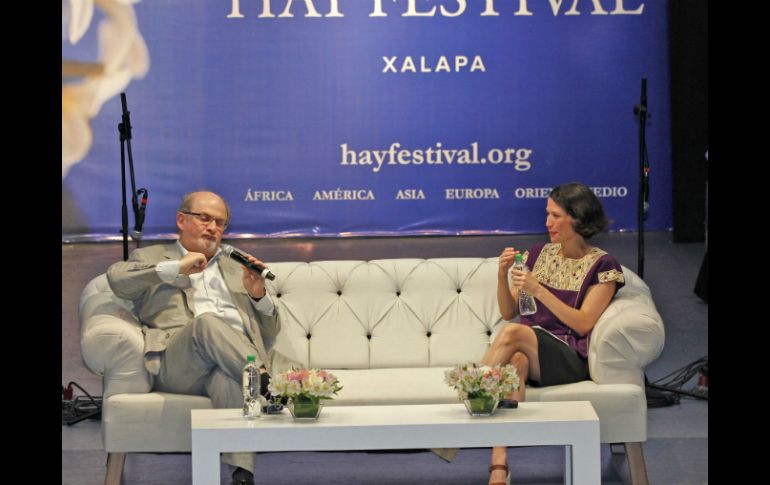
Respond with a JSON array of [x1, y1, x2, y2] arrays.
[[131, 188, 148, 241], [221, 244, 276, 280], [120, 92, 132, 140]]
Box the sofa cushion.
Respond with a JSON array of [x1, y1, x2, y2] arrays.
[[327, 367, 458, 406], [103, 393, 212, 452], [101, 373, 645, 452], [267, 258, 503, 370]]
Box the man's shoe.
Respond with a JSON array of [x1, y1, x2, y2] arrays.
[[259, 372, 271, 396], [231, 466, 254, 485], [262, 401, 285, 414]]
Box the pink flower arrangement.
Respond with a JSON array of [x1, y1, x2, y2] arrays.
[[444, 362, 520, 400], [268, 368, 342, 401]]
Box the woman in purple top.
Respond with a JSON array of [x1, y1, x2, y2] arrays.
[[483, 182, 625, 485]]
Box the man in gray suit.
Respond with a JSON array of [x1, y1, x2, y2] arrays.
[[107, 190, 289, 485]]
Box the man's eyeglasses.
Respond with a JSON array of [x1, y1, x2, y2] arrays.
[[181, 211, 228, 230]]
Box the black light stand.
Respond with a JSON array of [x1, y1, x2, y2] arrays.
[[633, 78, 651, 279], [694, 150, 708, 301], [117, 92, 148, 261]]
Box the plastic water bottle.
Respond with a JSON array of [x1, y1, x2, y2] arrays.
[[242, 355, 261, 419], [513, 253, 537, 316]]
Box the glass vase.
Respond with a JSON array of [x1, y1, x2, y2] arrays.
[[463, 393, 499, 416], [288, 395, 323, 420]]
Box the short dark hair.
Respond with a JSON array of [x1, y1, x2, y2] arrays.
[[549, 182, 610, 239]]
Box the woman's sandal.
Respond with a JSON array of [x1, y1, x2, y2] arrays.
[[488, 464, 511, 485]]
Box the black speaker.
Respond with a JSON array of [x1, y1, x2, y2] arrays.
[[670, 0, 708, 242]]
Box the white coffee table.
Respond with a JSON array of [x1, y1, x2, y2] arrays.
[[191, 401, 600, 484]]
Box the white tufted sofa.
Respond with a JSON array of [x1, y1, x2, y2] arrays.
[[80, 258, 664, 485]]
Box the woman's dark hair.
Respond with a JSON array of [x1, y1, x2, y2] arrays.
[[549, 182, 610, 239]]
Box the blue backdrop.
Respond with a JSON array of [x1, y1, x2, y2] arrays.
[[62, 0, 670, 239]]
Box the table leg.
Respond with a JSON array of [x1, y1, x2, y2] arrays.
[[192, 440, 220, 485], [569, 439, 601, 484]]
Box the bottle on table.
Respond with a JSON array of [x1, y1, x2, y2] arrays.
[[243, 355, 261, 419]]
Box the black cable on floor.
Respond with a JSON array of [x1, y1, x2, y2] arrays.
[[62, 381, 103, 425], [644, 356, 708, 408]]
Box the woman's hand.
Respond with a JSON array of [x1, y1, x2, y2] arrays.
[[496, 247, 521, 320], [498, 247, 519, 277], [509, 266, 540, 295]]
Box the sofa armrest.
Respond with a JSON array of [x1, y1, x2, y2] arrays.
[[588, 267, 665, 388], [79, 275, 152, 398]]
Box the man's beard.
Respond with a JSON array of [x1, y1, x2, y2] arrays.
[[197, 237, 218, 256]]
